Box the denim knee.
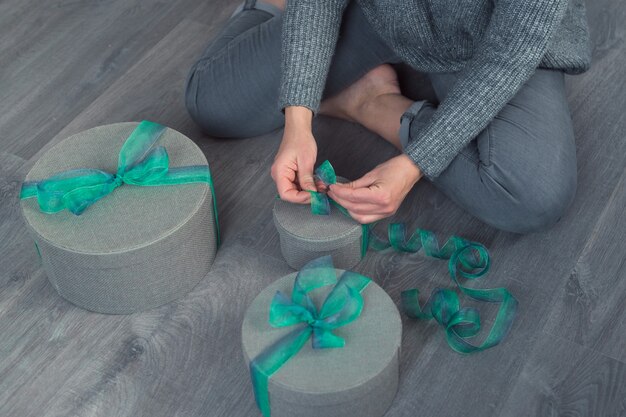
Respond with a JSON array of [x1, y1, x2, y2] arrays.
[[184, 64, 241, 138], [184, 60, 284, 138], [183, 5, 284, 137], [493, 161, 577, 234]]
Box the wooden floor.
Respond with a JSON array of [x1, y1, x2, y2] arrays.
[[1, 0, 625, 416]]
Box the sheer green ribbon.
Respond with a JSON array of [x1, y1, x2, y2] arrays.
[[19, 120, 220, 246], [308, 160, 369, 257], [310, 160, 518, 353], [371, 224, 518, 353], [249, 255, 371, 417]]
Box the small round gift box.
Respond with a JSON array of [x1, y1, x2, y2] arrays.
[[19, 121, 219, 314], [273, 178, 365, 271], [242, 256, 402, 417]]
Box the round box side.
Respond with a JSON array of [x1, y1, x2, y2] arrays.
[[33, 195, 216, 314], [271, 350, 399, 417], [273, 196, 363, 270], [277, 229, 363, 271]]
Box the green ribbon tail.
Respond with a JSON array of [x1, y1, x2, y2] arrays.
[[249, 326, 313, 417], [141, 165, 221, 247], [19, 183, 37, 199], [445, 291, 518, 354], [360, 224, 370, 258]]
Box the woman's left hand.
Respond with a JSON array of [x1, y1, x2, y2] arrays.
[[327, 154, 423, 224]]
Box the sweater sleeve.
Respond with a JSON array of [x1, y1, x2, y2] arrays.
[[404, 0, 570, 179], [278, 0, 350, 114]]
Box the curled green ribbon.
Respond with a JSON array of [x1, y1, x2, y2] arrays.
[[374, 224, 518, 353], [249, 255, 371, 417], [310, 160, 518, 353], [20, 120, 220, 246]]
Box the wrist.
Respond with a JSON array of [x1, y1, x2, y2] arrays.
[[397, 154, 422, 183], [285, 106, 313, 130]]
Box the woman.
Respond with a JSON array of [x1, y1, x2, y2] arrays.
[[185, 0, 591, 233]]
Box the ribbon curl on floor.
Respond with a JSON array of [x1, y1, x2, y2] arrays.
[[20, 120, 220, 245], [310, 160, 518, 353], [376, 224, 518, 353], [249, 255, 371, 417]]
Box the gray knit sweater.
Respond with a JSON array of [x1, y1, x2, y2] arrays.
[[278, 0, 592, 178]]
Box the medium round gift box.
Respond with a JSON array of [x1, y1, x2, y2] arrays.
[[241, 267, 402, 417], [273, 178, 365, 271], [20, 122, 218, 314]]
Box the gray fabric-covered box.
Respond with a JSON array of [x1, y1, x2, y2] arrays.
[[20, 122, 217, 314], [273, 179, 365, 270], [242, 269, 402, 417]]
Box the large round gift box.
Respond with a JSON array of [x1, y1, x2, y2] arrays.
[[242, 269, 402, 417], [20, 122, 218, 314], [273, 178, 364, 270]]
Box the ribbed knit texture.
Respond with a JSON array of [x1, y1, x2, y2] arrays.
[[278, 0, 592, 178]]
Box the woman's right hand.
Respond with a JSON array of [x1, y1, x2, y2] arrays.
[[271, 106, 318, 204]]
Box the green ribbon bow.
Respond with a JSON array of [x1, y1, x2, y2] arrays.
[[308, 160, 370, 257], [20, 120, 220, 245], [309, 160, 518, 353], [249, 255, 371, 417]]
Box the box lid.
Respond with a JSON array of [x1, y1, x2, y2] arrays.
[[21, 122, 211, 262]]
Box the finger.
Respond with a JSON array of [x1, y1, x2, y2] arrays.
[[328, 171, 379, 201], [328, 183, 379, 205], [276, 173, 311, 204], [297, 157, 317, 192], [332, 171, 378, 190], [284, 188, 313, 204], [337, 199, 382, 215], [329, 190, 381, 213], [346, 172, 378, 189], [314, 178, 328, 193], [335, 194, 395, 217]]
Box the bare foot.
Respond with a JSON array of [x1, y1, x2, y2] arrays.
[[259, 0, 285, 11], [319, 64, 401, 123]]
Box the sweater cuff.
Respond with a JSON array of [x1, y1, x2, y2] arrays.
[[404, 137, 454, 180], [399, 102, 450, 179], [278, 97, 319, 116]]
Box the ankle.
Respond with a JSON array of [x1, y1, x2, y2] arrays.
[[258, 0, 285, 11], [354, 92, 403, 125]]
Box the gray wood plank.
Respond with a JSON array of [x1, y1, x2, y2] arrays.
[[0, 152, 40, 287], [498, 333, 626, 417], [542, 169, 626, 363], [0, 0, 232, 160]]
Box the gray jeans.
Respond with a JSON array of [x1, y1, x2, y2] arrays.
[[185, 0, 577, 234]]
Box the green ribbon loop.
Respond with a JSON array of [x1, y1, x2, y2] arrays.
[[20, 120, 220, 246], [374, 224, 518, 353], [308, 160, 336, 216], [249, 255, 371, 417]]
